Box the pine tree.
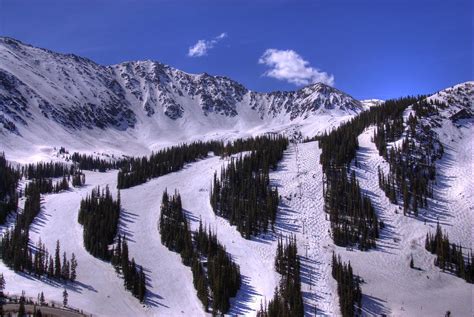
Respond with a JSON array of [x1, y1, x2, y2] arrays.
[[62, 289, 68, 307], [0, 273, 5, 296], [40, 292, 45, 305], [18, 292, 26, 317], [54, 240, 61, 278], [70, 253, 77, 282]]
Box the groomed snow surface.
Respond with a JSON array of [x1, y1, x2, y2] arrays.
[[0, 142, 329, 317], [1, 127, 472, 316]]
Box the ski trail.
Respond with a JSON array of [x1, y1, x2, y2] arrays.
[[2, 170, 146, 317], [271, 141, 338, 316], [337, 126, 473, 317], [433, 119, 473, 248], [119, 155, 280, 316]]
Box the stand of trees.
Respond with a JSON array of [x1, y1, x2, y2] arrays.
[[374, 99, 446, 216], [159, 190, 194, 265], [194, 222, 241, 314], [78, 186, 147, 302], [0, 153, 20, 224], [78, 186, 120, 260], [111, 235, 147, 302], [0, 180, 76, 282], [71, 172, 86, 187], [117, 135, 288, 189], [332, 253, 362, 317], [24, 161, 73, 179], [71, 152, 127, 172], [425, 224, 474, 283], [210, 135, 288, 238], [318, 97, 420, 250], [324, 168, 378, 250], [159, 190, 241, 314], [26, 176, 69, 195], [258, 236, 304, 317], [118, 141, 224, 189], [318, 97, 420, 171]]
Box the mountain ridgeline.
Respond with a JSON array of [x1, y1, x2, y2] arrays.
[[0, 37, 364, 153]]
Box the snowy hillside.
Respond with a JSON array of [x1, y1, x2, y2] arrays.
[[0, 36, 472, 317], [0, 37, 362, 162]]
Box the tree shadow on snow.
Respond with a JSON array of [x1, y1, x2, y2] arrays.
[[183, 208, 200, 224], [228, 275, 260, 315], [141, 266, 169, 309], [29, 204, 50, 234], [299, 256, 331, 316], [118, 209, 139, 243], [15, 270, 97, 295], [361, 294, 391, 316], [273, 201, 301, 236]]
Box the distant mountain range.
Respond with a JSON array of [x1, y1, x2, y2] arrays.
[[0, 37, 367, 157], [0, 37, 471, 160]]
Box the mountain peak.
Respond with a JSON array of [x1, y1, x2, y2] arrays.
[[0, 36, 366, 152]]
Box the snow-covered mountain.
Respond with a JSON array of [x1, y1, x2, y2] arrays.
[[0, 37, 363, 160], [360, 98, 384, 109], [1, 36, 473, 317]]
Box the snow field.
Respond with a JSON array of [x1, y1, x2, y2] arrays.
[[335, 126, 473, 316]]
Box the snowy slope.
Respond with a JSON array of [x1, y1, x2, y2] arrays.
[[0, 37, 362, 162], [335, 83, 474, 316], [0, 36, 472, 317], [360, 99, 384, 110], [336, 126, 473, 316], [0, 148, 322, 316]]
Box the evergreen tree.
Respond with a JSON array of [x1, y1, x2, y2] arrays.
[[40, 292, 45, 305], [332, 253, 362, 317], [260, 236, 303, 317], [159, 193, 241, 314], [425, 223, 473, 283], [62, 289, 68, 307], [0, 273, 5, 296], [210, 135, 288, 238], [70, 253, 77, 282], [78, 186, 120, 260], [0, 153, 20, 224], [18, 292, 26, 317]]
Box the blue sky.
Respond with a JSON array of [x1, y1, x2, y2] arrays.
[[0, 0, 472, 99]]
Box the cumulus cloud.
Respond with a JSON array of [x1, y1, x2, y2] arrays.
[[258, 49, 334, 86], [187, 33, 227, 57]]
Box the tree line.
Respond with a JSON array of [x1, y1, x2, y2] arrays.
[[111, 235, 147, 302], [1, 153, 86, 224], [0, 153, 20, 224], [117, 135, 288, 189], [194, 221, 241, 314], [373, 99, 446, 215], [24, 161, 74, 179], [0, 180, 77, 282], [210, 135, 288, 238], [71, 152, 127, 172], [159, 190, 241, 314], [318, 97, 420, 250], [78, 186, 120, 260], [425, 224, 473, 283], [258, 236, 304, 317], [78, 186, 148, 302], [332, 253, 362, 317], [118, 140, 224, 189]]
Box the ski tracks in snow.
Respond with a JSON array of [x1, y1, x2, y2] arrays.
[[271, 141, 338, 316]]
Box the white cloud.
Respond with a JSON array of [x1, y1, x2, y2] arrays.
[[187, 33, 227, 57], [258, 49, 334, 86]]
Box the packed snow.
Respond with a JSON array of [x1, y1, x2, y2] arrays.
[[1, 39, 472, 317]]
